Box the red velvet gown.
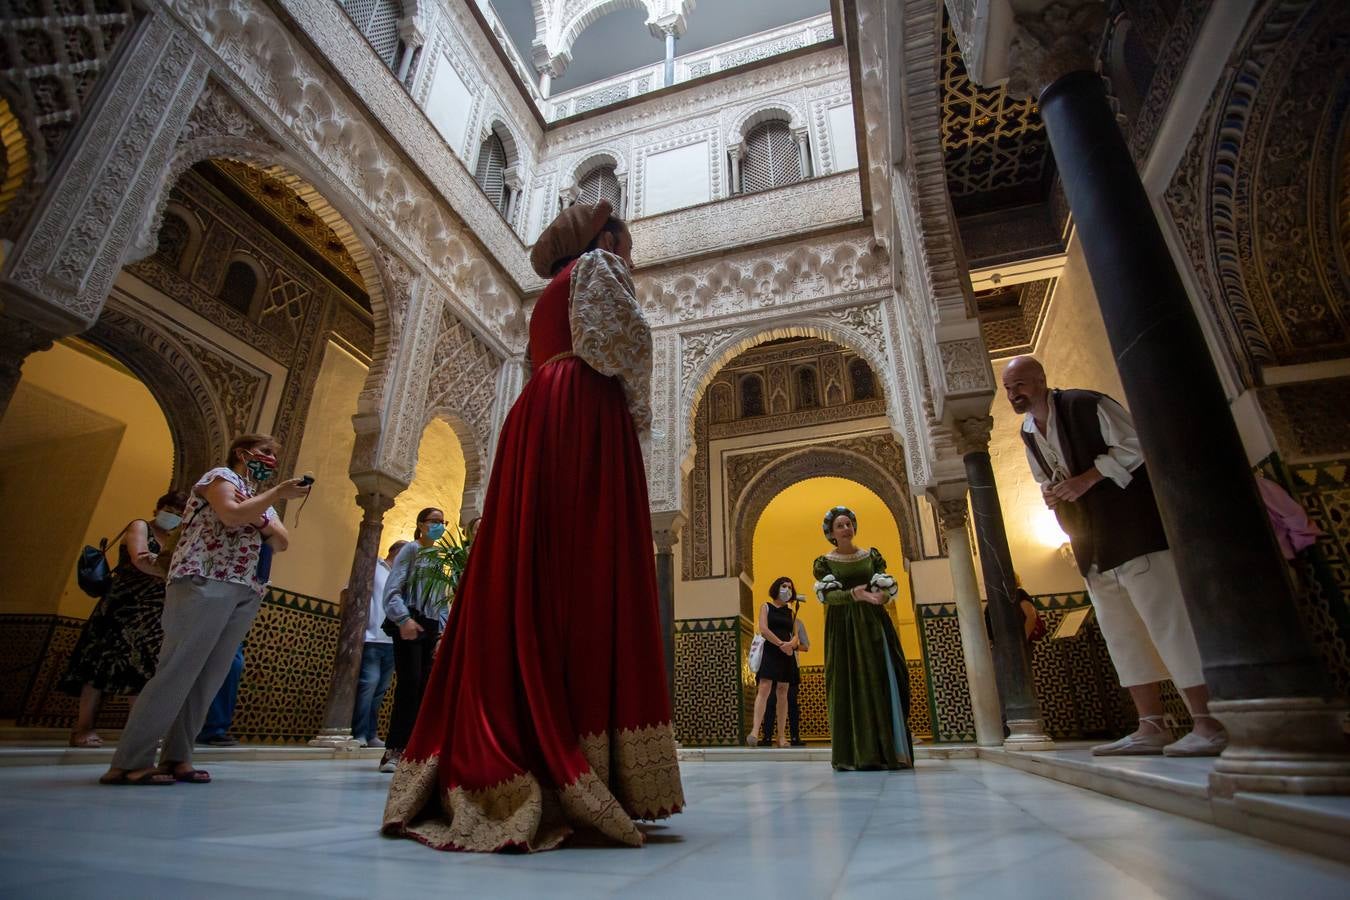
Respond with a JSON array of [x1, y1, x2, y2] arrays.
[[382, 257, 684, 852]]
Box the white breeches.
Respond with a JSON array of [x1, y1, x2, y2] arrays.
[[1084, 549, 1205, 689]]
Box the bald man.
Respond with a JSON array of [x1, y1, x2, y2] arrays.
[[1002, 356, 1226, 757]]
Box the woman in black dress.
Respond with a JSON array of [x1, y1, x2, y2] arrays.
[[58, 490, 188, 747], [748, 576, 801, 747]]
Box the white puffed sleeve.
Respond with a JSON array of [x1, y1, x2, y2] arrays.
[[569, 249, 653, 432]]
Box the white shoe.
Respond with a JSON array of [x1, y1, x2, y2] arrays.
[[356, 738, 368, 748], [1163, 729, 1228, 757], [367, 738, 385, 749], [1091, 730, 1170, 756]]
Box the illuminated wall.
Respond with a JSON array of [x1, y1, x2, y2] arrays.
[[269, 341, 368, 603], [750, 476, 920, 662], [383, 417, 468, 551], [0, 340, 174, 617], [988, 234, 1125, 595]]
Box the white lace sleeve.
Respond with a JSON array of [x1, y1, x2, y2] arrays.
[[569, 249, 653, 432]]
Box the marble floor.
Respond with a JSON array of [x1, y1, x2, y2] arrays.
[[1, 758, 1348, 899]]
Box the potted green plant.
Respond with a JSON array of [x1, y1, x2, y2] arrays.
[[409, 518, 478, 612]]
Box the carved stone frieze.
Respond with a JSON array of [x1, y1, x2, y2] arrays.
[[939, 338, 995, 394], [1163, 0, 1349, 390], [936, 496, 969, 531], [4, 15, 207, 323], [1004, 1, 1109, 100]]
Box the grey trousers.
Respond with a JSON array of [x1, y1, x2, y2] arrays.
[[110, 577, 260, 771]]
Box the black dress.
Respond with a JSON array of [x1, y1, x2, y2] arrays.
[[58, 526, 167, 696], [756, 602, 799, 685]]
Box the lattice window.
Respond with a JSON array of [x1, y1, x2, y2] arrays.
[[576, 165, 621, 211], [259, 268, 310, 339], [474, 132, 509, 216], [849, 359, 875, 400], [219, 261, 258, 316], [339, 0, 403, 70], [154, 213, 190, 270], [739, 374, 765, 418], [795, 366, 819, 409], [742, 120, 801, 194]]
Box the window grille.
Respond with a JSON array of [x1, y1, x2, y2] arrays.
[[849, 359, 876, 401], [339, 0, 403, 70], [576, 165, 622, 211], [742, 120, 802, 194], [739, 374, 765, 417], [220, 261, 258, 316], [475, 132, 510, 216], [796, 367, 820, 409]]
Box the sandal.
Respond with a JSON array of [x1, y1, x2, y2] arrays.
[[99, 769, 174, 786], [69, 733, 104, 748], [162, 763, 211, 784]]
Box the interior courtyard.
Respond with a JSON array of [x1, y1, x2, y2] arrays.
[[1, 0, 1348, 896]]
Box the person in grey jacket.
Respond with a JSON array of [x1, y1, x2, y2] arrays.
[[378, 507, 450, 772]]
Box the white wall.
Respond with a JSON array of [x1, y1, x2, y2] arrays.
[[425, 53, 476, 156], [827, 103, 858, 172], [644, 142, 711, 215]]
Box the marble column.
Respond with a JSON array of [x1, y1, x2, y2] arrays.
[[794, 128, 812, 179], [958, 416, 1053, 750], [1003, 4, 1348, 792], [934, 490, 1004, 747], [663, 31, 677, 87], [728, 143, 744, 196], [310, 490, 396, 749], [651, 511, 685, 712], [0, 312, 58, 420]]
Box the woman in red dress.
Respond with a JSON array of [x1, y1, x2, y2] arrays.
[[382, 201, 684, 852]]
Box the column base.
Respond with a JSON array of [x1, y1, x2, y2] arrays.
[[1208, 697, 1350, 796], [308, 728, 363, 750], [1003, 719, 1056, 751]]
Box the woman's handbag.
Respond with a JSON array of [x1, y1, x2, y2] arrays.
[[76, 522, 135, 598], [748, 634, 765, 674]]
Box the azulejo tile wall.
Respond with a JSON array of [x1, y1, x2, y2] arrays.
[[1261, 455, 1350, 697], [917, 592, 1157, 743], [672, 617, 744, 746]]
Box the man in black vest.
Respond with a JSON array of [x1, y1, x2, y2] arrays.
[[1002, 356, 1227, 757]]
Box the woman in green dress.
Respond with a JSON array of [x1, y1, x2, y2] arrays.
[[813, 506, 913, 771]]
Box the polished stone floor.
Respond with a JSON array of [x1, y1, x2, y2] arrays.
[[1, 758, 1348, 899]]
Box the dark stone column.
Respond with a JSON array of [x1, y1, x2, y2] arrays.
[[0, 311, 58, 421], [651, 511, 685, 719], [958, 416, 1054, 750], [1034, 67, 1348, 792], [311, 490, 395, 748]]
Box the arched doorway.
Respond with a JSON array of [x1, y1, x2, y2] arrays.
[[745, 477, 929, 744], [0, 337, 175, 726]]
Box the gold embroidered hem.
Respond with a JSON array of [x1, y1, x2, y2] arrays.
[[380, 721, 683, 853]]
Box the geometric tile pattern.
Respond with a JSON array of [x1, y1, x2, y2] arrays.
[[1259, 454, 1350, 697], [673, 617, 744, 746], [918, 593, 1150, 743]]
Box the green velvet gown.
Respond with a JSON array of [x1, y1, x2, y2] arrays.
[[813, 547, 913, 771]]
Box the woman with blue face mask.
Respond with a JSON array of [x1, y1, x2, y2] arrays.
[[378, 506, 449, 772], [59, 490, 189, 748]]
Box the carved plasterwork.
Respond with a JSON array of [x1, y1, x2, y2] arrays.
[[161, 0, 531, 335], [628, 172, 863, 268], [939, 338, 995, 394], [1163, 0, 1350, 388], [3, 15, 207, 325], [635, 229, 889, 328], [1122, 1, 1213, 165]]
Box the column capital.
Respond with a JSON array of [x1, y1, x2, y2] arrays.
[[648, 13, 689, 40], [396, 14, 427, 48], [936, 497, 969, 531], [954, 415, 995, 456], [651, 510, 687, 553], [727, 141, 745, 161], [1005, 1, 1108, 99]]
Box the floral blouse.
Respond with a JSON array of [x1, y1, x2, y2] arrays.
[[168, 467, 276, 591]]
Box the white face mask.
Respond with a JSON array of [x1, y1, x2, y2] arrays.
[[155, 511, 183, 530], [778, 585, 793, 601]]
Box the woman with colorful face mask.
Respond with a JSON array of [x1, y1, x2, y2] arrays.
[[58, 490, 189, 748], [378, 507, 450, 773], [100, 433, 309, 786]]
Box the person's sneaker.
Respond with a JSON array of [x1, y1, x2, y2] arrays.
[[367, 738, 385, 749], [355, 738, 369, 748], [205, 734, 240, 747], [379, 750, 400, 773]]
